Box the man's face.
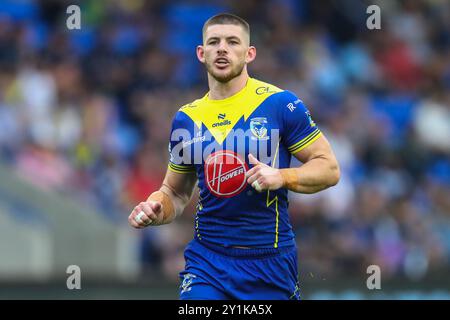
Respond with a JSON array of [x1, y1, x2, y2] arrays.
[[198, 24, 255, 83]]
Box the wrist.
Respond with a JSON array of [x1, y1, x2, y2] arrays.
[[147, 190, 175, 225], [279, 168, 300, 190]]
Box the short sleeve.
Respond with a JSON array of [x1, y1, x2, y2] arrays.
[[168, 111, 196, 174], [279, 91, 322, 154]]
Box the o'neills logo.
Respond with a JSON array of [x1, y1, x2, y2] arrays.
[[212, 119, 231, 127], [204, 150, 248, 198]]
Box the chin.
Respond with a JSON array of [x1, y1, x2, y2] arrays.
[[213, 73, 235, 83], [206, 61, 244, 83], [211, 68, 243, 83]]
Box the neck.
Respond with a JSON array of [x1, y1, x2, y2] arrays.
[[207, 69, 249, 100]]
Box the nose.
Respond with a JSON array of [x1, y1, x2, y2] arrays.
[[217, 40, 228, 54]]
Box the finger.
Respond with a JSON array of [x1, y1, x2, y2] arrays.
[[133, 204, 150, 219], [251, 181, 261, 192], [131, 205, 141, 217], [257, 177, 267, 191], [150, 201, 162, 213], [129, 207, 143, 225], [128, 215, 143, 229], [248, 153, 261, 166], [246, 165, 260, 178], [142, 202, 158, 221], [133, 204, 151, 225], [251, 178, 265, 192], [246, 171, 261, 185], [138, 203, 156, 223], [135, 211, 152, 226]]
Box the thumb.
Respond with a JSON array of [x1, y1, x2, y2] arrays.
[[150, 201, 162, 213], [248, 153, 260, 166]]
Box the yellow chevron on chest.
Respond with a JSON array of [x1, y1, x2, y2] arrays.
[[180, 79, 282, 144]]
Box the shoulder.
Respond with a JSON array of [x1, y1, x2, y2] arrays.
[[270, 88, 301, 104], [179, 96, 204, 112], [178, 94, 209, 115], [175, 95, 203, 115], [171, 96, 207, 128], [249, 78, 283, 97], [250, 78, 302, 105]]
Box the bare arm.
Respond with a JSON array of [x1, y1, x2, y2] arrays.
[[284, 134, 340, 193], [128, 168, 197, 228], [160, 169, 198, 220], [246, 135, 340, 194]]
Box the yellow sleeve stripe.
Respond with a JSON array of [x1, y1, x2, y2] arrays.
[[169, 162, 195, 169], [168, 163, 196, 174], [288, 129, 322, 154]]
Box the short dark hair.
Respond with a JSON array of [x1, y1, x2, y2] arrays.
[[202, 13, 250, 42]]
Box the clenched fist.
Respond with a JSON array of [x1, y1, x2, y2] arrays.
[[128, 200, 164, 229]]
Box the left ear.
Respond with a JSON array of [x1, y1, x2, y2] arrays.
[[246, 46, 256, 64]]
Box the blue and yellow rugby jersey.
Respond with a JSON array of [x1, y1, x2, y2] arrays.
[[168, 78, 321, 248]]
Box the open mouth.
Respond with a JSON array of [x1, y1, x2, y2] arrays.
[[214, 58, 230, 68]]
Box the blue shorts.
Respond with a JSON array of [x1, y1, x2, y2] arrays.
[[179, 239, 301, 300]]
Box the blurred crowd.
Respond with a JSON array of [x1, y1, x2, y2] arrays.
[[0, 0, 449, 283]]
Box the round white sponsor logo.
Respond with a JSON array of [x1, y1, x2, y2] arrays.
[[204, 150, 248, 198]]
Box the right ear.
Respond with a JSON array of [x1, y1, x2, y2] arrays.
[[196, 45, 205, 63]]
